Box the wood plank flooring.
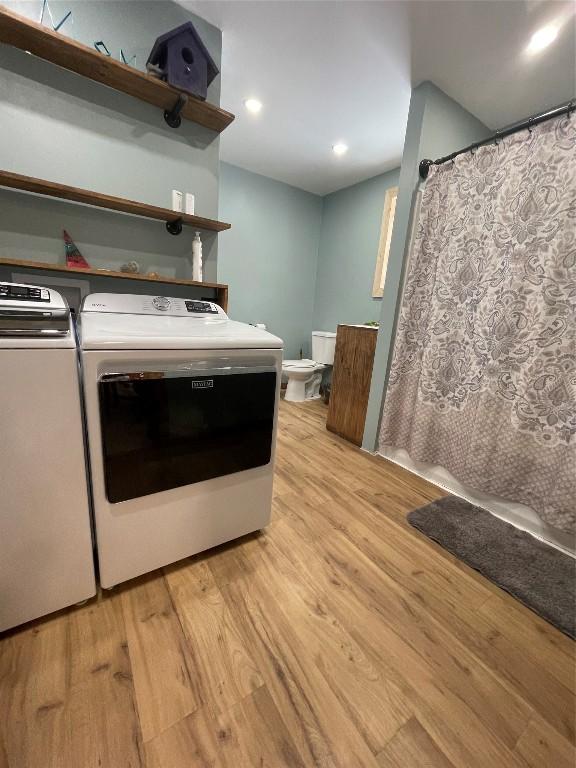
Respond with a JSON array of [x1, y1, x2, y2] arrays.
[[0, 399, 574, 767]]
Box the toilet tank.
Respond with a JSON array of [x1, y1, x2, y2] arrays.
[[312, 331, 336, 364]]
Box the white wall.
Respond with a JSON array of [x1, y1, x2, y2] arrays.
[[218, 162, 322, 359], [313, 168, 400, 332]]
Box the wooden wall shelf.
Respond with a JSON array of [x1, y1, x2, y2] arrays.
[[0, 170, 231, 235], [0, 6, 235, 133], [0, 257, 229, 310]]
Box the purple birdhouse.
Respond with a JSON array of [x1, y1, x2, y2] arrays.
[[146, 22, 219, 101]]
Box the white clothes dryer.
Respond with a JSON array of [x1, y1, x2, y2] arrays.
[[78, 293, 283, 588]]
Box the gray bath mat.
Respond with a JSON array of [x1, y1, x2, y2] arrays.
[[408, 497, 575, 639]]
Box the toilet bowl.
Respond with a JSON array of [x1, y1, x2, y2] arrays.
[[282, 331, 336, 402], [283, 359, 325, 401]]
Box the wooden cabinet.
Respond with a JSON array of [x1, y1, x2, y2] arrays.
[[326, 325, 378, 446]]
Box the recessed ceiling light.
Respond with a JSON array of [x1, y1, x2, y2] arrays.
[[332, 143, 348, 156], [244, 98, 263, 114], [527, 24, 558, 54]]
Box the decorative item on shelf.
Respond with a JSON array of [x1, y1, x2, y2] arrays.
[[94, 40, 111, 56], [120, 49, 137, 67], [146, 22, 219, 101], [63, 230, 90, 269], [192, 231, 203, 282], [120, 261, 140, 274], [171, 189, 183, 212], [39, 0, 71, 32], [94, 39, 137, 67]]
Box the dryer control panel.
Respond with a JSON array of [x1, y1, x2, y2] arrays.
[[81, 293, 228, 318], [185, 300, 219, 314], [0, 283, 50, 302]]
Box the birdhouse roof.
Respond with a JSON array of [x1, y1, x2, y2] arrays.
[[147, 21, 219, 85]]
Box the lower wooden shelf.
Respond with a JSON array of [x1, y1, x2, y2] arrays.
[[0, 257, 229, 310]]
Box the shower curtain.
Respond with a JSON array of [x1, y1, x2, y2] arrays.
[[379, 113, 576, 533]]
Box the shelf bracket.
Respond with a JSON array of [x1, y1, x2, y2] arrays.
[[164, 94, 188, 129], [166, 218, 183, 236]]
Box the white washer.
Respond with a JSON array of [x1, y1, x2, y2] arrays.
[[0, 282, 96, 632], [78, 293, 283, 589]]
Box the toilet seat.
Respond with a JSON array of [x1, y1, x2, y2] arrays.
[[282, 358, 320, 372]]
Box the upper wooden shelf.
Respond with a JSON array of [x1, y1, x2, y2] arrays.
[[0, 170, 231, 235], [0, 5, 235, 133]]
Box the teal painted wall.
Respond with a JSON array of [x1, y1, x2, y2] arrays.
[[0, 1, 222, 283], [313, 168, 400, 332], [362, 81, 491, 450], [218, 162, 323, 359]]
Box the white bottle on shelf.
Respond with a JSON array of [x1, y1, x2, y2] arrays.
[[171, 189, 183, 212], [192, 231, 203, 282]]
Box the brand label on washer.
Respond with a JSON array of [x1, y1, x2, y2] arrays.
[[191, 379, 214, 389]]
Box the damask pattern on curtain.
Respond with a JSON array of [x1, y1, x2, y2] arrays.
[[379, 113, 576, 532]]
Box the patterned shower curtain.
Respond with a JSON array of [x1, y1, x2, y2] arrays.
[[379, 113, 576, 533]]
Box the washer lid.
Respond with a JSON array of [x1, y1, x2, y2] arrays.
[[79, 311, 283, 350]]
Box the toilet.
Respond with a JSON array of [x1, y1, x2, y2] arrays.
[[283, 331, 336, 402]]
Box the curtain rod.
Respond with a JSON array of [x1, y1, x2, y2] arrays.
[[418, 100, 575, 179]]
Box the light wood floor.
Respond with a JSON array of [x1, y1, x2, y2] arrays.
[[1, 399, 574, 768]]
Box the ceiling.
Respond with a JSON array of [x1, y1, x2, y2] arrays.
[[184, 1, 575, 195]]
